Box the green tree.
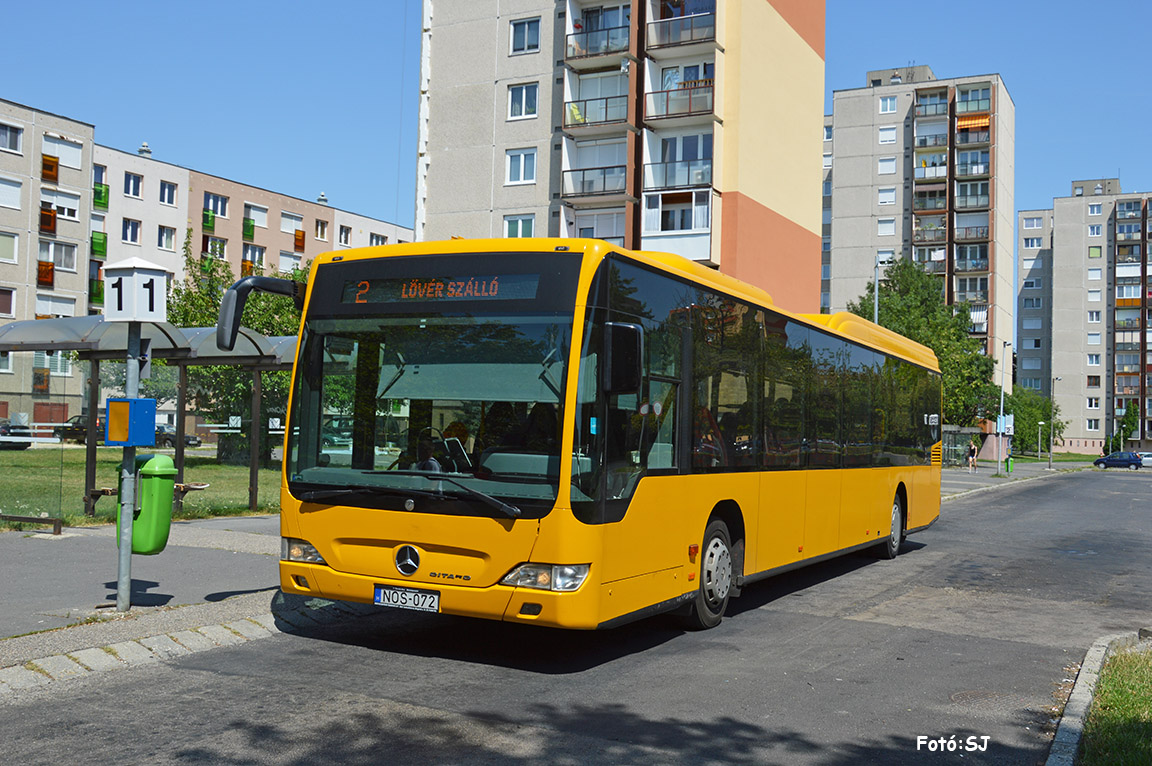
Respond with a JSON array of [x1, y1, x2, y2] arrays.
[[846, 258, 999, 426], [1005, 385, 1065, 456], [1105, 404, 1139, 453]]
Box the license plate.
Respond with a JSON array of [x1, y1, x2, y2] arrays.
[[374, 585, 440, 613]]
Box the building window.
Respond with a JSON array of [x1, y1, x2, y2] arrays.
[[159, 181, 177, 206], [1022, 277, 1042, 289], [280, 212, 303, 234], [244, 203, 268, 228], [38, 240, 76, 272], [1088, 310, 1101, 323], [1021, 358, 1042, 370], [369, 233, 386, 247], [1022, 297, 1042, 308], [123, 172, 142, 198], [506, 148, 537, 184], [1088, 268, 1102, 280], [1088, 224, 1101, 237], [339, 225, 351, 246], [822, 180, 831, 196], [1087, 289, 1101, 302], [822, 152, 832, 169], [879, 96, 896, 114], [1117, 284, 1140, 299], [1086, 419, 1100, 431], [157, 225, 176, 251], [877, 157, 896, 175], [1087, 354, 1100, 366], [1022, 217, 1042, 229], [644, 190, 711, 232], [1024, 338, 1042, 349], [1089, 203, 1102, 216], [122, 218, 141, 244], [279, 251, 300, 273], [820, 292, 831, 309], [821, 237, 830, 252], [1087, 398, 1100, 409], [878, 126, 897, 144], [0, 123, 22, 153], [0, 177, 20, 210], [1021, 258, 1038, 271], [1089, 245, 1102, 258], [511, 18, 540, 54], [34, 347, 72, 375], [823, 125, 832, 141], [242, 243, 265, 266], [821, 263, 831, 279], [1022, 318, 1042, 330], [1087, 332, 1101, 345], [0, 230, 16, 263], [41, 189, 79, 220], [878, 187, 896, 205], [509, 83, 539, 119], [206, 236, 227, 259], [0, 287, 13, 317], [1023, 237, 1042, 249], [314, 220, 328, 241], [1087, 375, 1100, 388], [204, 192, 228, 217], [877, 218, 896, 236], [504, 214, 534, 238]]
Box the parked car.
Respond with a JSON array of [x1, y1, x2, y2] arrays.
[[321, 416, 353, 448], [1094, 451, 1142, 470], [156, 424, 202, 448], [52, 414, 102, 443], [1138, 452, 1152, 468], [0, 418, 32, 450]]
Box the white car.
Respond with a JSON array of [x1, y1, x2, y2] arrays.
[[1138, 452, 1152, 468]]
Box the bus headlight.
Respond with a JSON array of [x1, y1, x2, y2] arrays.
[[501, 563, 590, 592], [281, 537, 327, 565]]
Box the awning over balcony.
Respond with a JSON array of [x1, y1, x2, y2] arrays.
[[956, 115, 990, 130]]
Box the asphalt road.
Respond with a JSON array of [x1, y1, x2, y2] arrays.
[[3, 470, 1150, 765]]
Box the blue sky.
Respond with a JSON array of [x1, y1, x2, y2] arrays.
[[3, 1, 1149, 228]]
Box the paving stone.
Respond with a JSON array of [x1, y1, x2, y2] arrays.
[[33, 654, 89, 681], [225, 620, 272, 641], [0, 665, 49, 689], [196, 624, 245, 647], [248, 613, 282, 634], [107, 641, 159, 666], [139, 634, 191, 659], [70, 648, 124, 673], [169, 630, 216, 653]]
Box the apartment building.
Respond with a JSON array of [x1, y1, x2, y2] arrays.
[[825, 66, 1015, 389], [0, 98, 96, 425], [416, 0, 825, 313], [1018, 178, 1152, 453]]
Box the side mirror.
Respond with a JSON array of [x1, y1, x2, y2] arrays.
[[603, 322, 642, 394]]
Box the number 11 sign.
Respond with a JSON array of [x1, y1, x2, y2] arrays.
[[103, 257, 168, 323]]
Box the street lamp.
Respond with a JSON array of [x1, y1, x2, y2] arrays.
[[873, 254, 880, 325], [1038, 422, 1045, 461], [997, 340, 1011, 475], [1049, 376, 1061, 470]]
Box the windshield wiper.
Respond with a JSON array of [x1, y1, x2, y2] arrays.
[[376, 351, 406, 399], [364, 470, 522, 519], [292, 484, 439, 504]]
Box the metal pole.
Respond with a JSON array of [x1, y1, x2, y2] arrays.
[[1048, 376, 1060, 470], [84, 358, 100, 516], [873, 255, 879, 325], [1038, 422, 1044, 460], [249, 369, 261, 512], [996, 340, 1010, 476], [116, 321, 140, 612]]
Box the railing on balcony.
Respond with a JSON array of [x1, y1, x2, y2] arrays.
[[91, 231, 107, 257], [93, 183, 109, 210], [954, 194, 990, 209], [969, 323, 988, 334], [566, 25, 630, 60], [955, 131, 990, 145], [956, 98, 991, 113], [241, 260, 256, 278], [644, 159, 712, 190], [1116, 385, 1141, 396], [954, 258, 989, 272], [646, 81, 714, 120], [41, 154, 59, 183], [293, 229, 305, 252], [914, 134, 948, 147], [955, 162, 990, 177], [563, 165, 628, 196], [955, 290, 989, 303], [913, 197, 947, 211], [37, 260, 54, 288], [955, 226, 990, 240], [1116, 231, 1142, 241], [914, 102, 948, 117], [647, 12, 715, 49], [39, 207, 56, 235], [913, 165, 947, 180], [564, 95, 629, 128], [1116, 319, 1141, 329], [913, 228, 947, 243], [1118, 251, 1142, 263], [1117, 208, 1141, 219], [243, 217, 255, 241], [202, 208, 215, 232], [916, 260, 947, 274], [88, 278, 104, 307]]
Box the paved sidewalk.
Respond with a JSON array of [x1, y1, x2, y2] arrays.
[[941, 458, 1092, 499]]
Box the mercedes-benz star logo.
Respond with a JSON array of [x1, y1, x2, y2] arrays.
[[395, 545, 420, 576]]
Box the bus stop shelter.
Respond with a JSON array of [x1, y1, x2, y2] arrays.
[[0, 316, 296, 516]]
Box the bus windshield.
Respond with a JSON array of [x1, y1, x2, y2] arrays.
[[284, 252, 582, 517]]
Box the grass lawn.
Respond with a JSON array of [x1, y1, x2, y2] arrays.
[[0, 445, 280, 529], [1079, 646, 1152, 765]]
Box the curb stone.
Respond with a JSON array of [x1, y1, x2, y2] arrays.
[[1045, 630, 1151, 766]]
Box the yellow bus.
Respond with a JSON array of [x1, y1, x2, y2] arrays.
[[217, 238, 941, 630]]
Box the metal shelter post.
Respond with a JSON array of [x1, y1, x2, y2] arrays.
[[249, 369, 261, 512], [84, 359, 100, 516], [174, 363, 188, 511], [116, 321, 141, 612]]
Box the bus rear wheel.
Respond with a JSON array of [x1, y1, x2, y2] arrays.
[[878, 494, 904, 560], [682, 519, 733, 630]]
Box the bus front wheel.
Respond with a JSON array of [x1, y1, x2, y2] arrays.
[[682, 519, 733, 630], [878, 494, 905, 560]]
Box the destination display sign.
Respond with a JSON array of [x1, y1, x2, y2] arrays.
[[341, 274, 541, 304]]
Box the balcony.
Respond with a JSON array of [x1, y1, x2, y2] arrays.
[[88, 278, 104, 307], [37, 260, 54, 288], [566, 25, 630, 70], [1116, 385, 1140, 396], [645, 81, 714, 124], [243, 217, 256, 241], [954, 194, 990, 210], [1118, 250, 1142, 263], [913, 196, 947, 212], [954, 258, 989, 273], [41, 154, 59, 183], [293, 230, 305, 252], [913, 165, 947, 181], [91, 231, 107, 258], [202, 208, 215, 232], [562, 165, 630, 202], [956, 98, 991, 114], [644, 159, 712, 191], [955, 226, 990, 241], [1116, 230, 1142, 241], [914, 103, 948, 117], [93, 183, 109, 210], [1116, 319, 1141, 329], [1117, 208, 1141, 219], [955, 290, 989, 303], [241, 260, 256, 278], [647, 12, 715, 58], [955, 162, 990, 178], [914, 134, 948, 148], [916, 260, 947, 274], [39, 207, 57, 235], [912, 228, 947, 243], [563, 95, 630, 135], [955, 130, 990, 146]]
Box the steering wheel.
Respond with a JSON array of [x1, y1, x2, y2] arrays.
[[386, 426, 448, 471]]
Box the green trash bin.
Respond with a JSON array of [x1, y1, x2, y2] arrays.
[[116, 454, 177, 555], [1006, 455, 1014, 474]]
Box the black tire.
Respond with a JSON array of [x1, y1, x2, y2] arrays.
[[878, 494, 904, 560], [682, 519, 733, 630], [1128, 464, 1138, 471]]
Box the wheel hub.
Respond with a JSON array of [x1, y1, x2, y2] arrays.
[[702, 537, 732, 605]]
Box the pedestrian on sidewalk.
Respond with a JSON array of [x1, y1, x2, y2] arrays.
[[967, 440, 978, 474]]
